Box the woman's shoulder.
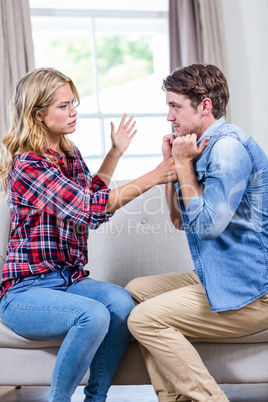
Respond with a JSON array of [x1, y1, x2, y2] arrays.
[[14, 152, 48, 164], [13, 152, 56, 170], [15, 152, 47, 161]]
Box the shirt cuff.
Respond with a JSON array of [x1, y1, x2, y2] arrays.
[[83, 188, 111, 214], [91, 174, 109, 192]]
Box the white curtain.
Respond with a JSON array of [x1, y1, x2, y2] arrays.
[[0, 0, 35, 141]]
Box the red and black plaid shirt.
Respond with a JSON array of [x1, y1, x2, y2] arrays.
[[0, 146, 113, 299]]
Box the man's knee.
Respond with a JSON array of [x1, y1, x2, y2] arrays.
[[125, 277, 145, 301], [127, 300, 154, 340], [127, 305, 141, 339]]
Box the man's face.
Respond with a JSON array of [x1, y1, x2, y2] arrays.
[[166, 91, 203, 139]]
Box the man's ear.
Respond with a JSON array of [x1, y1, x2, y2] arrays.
[[201, 97, 212, 116]]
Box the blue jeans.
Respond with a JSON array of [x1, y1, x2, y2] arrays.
[[0, 267, 135, 402]]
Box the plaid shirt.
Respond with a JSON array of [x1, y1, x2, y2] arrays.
[[0, 146, 113, 299]]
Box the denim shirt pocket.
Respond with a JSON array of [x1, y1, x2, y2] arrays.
[[194, 145, 211, 183], [193, 161, 206, 187]]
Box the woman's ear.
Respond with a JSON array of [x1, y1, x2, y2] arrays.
[[32, 108, 43, 122]]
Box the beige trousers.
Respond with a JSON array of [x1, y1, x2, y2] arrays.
[[126, 271, 268, 402]]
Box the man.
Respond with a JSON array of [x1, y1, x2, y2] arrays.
[[126, 64, 268, 402]]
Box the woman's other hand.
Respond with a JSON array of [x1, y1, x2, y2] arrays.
[[110, 113, 137, 156]]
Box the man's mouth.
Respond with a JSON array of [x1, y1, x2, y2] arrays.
[[173, 126, 181, 135]]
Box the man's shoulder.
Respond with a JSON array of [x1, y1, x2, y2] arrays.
[[214, 120, 249, 140]]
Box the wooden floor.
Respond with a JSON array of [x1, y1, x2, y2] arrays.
[[0, 384, 268, 401]]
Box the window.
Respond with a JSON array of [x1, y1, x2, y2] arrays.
[[30, 0, 170, 180]]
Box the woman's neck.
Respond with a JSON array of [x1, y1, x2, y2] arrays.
[[46, 140, 62, 154]]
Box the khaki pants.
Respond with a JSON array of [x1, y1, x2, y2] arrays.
[[126, 272, 268, 402]]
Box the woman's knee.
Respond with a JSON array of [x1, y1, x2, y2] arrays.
[[107, 285, 135, 320], [79, 300, 111, 338]]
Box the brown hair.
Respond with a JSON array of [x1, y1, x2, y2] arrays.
[[162, 64, 229, 119]]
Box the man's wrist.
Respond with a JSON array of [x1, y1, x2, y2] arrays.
[[174, 160, 193, 171]]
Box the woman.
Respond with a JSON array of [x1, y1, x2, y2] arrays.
[[0, 68, 176, 402]]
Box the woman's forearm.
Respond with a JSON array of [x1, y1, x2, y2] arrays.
[[97, 114, 137, 186], [106, 171, 158, 212], [97, 148, 121, 187], [106, 158, 177, 213]]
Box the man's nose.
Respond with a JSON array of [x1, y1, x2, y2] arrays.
[[167, 109, 175, 121]]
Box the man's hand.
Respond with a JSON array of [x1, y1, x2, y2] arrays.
[[171, 134, 210, 208], [162, 133, 176, 159], [172, 134, 210, 166]]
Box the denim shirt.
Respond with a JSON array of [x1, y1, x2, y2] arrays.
[[174, 117, 268, 312]]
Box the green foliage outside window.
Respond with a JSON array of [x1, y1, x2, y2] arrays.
[[35, 34, 154, 99]]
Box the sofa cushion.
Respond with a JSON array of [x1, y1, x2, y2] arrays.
[[0, 317, 63, 348], [1, 313, 267, 350], [86, 184, 194, 288]]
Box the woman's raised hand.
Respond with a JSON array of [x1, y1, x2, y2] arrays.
[[110, 113, 137, 156]]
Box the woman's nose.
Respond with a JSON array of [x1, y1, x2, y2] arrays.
[[70, 104, 78, 116]]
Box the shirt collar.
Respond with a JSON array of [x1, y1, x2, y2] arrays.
[[197, 117, 226, 145], [43, 146, 75, 159]]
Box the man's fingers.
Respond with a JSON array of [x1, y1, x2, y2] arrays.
[[198, 137, 210, 153]]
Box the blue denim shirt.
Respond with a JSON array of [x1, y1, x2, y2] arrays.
[[174, 117, 268, 312]]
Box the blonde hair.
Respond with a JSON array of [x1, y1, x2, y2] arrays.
[[0, 67, 80, 193]]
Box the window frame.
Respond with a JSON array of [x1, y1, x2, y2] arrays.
[[30, 6, 170, 176]]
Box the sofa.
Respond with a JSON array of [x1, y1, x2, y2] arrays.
[[0, 182, 268, 388]]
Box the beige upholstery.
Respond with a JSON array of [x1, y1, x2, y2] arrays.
[[0, 184, 268, 387]]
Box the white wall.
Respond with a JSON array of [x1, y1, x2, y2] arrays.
[[221, 0, 268, 154]]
